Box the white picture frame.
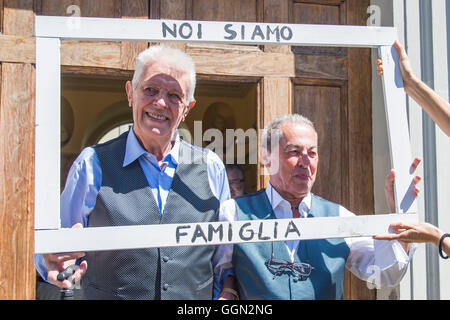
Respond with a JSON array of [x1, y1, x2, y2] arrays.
[[34, 16, 417, 254]]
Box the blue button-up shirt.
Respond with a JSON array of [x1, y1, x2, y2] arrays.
[[34, 128, 231, 298]]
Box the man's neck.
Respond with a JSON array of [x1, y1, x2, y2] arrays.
[[269, 181, 306, 208], [134, 129, 174, 162]]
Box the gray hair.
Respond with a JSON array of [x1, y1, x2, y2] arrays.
[[131, 45, 196, 104], [261, 114, 316, 153]]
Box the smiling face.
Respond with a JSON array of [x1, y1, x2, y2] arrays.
[[267, 121, 319, 202], [126, 60, 194, 152]]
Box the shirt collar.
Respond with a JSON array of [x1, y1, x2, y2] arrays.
[[265, 182, 312, 212], [123, 127, 181, 167]]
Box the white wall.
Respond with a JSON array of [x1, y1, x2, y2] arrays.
[[432, 0, 450, 301], [371, 0, 450, 300]]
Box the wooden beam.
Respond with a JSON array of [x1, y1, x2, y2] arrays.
[[262, 77, 291, 125], [187, 44, 295, 77], [3, 0, 34, 36], [0, 35, 35, 64], [0, 35, 296, 76], [0, 0, 3, 34], [0, 62, 36, 300], [262, 0, 290, 53], [61, 65, 133, 78], [159, 0, 187, 51], [120, 0, 149, 70], [61, 40, 122, 69], [260, 77, 291, 187]]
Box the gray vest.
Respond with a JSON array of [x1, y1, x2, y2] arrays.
[[81, 132, 220, 300]]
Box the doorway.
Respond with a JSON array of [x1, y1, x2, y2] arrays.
[[60, 75, 259, 194]]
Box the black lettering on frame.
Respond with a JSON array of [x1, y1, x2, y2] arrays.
[[208, 224, 224, 241], [284, 221, 301, 238], [176, 225, 190, 243], [239, 222, 254, 241], [266, 25, 280, 42], [162, 22, 177, 38], [258, 222, 270, 240], [274, 221, 278, 239], [251, 25, 265, 40], [179, 22, 193, 39], [191, 224, 208, 243], [280, 26, 293, 40], [197, 23, 203, 39], [228, 223, 233, 241]]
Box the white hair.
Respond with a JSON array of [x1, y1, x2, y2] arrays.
[[261, 114, 316, 152], [131, 45, 196, 104]]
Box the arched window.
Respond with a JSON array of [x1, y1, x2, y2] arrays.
[[97, 122, 193, 145], [97, 123, 133, 144]]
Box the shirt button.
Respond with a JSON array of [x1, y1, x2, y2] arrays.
[[163, 256, 169, 262], [163, 283, 169, 291]]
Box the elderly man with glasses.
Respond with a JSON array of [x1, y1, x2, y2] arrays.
[[215, 114, 418, 300]]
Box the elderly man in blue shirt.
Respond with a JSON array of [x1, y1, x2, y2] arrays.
[[34, 45, 230, 300]]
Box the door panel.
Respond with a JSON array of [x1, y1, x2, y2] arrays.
[[192, 0, 259, 22], [291, 1, 341, 25], [154, 0, 374, 299], [293, 82, 347, 206], [290, 0, 375, 300], [294, 54, 347, 80], [46, 0, 374, 300], [39, 0, 122, 17]]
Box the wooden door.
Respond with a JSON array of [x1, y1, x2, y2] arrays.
[[153, 0, 374, 299], [37, 0, 149, 71], [0, 0, 373, 299], [289, 0, 374, 300]]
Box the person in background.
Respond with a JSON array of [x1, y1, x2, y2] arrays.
[[226, 164, 246, 198]]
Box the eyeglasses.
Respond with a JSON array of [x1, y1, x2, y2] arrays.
[[265, 244, 313, 281], [138, 85, 186, 106], [228, 178, 244, 186]]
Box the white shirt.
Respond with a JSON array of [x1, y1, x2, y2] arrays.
[[213, 182, 416, 289]]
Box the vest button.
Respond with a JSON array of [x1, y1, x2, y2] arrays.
[[163, 256, 169, 262], [163, 283, 169, 291]]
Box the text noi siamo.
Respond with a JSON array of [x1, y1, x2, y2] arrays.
[[161, 21, 294, 42]]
